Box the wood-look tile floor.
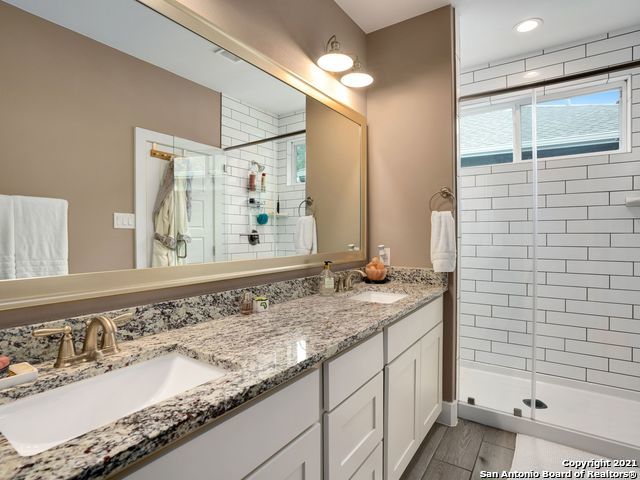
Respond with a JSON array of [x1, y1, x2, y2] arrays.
[[400, 419, 516, 480]]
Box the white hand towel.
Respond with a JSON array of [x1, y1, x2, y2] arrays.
[[430, 211, 456, 273], [0, 195, 16, 280], [13, 195, 69, 278], [294, 215, 317, 255]]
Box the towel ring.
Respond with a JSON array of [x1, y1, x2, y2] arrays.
[[298, 196, 315, 216], [429, 186, 456, 214]]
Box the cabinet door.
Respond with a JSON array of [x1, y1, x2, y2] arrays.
[[384, 342, 420, 480], [418, 323, 443, 441], [245, 423, 321, 480]]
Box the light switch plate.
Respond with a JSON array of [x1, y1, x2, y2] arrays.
[[113, 212, 135, 229]]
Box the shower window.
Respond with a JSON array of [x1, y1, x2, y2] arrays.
[[460, 80, 628, 168], [520, 84, 624, 160], [459, 106, 515, 167], [287, 138, 306, 184]]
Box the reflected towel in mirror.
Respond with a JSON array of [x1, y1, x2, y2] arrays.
[[0, 195, 16, 280], [13, 195, 68, 278], [295, 215, 317, 255]]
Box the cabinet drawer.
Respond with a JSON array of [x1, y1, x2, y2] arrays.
[[323, 332, 383, 411], [324, 372, 384, 480], [245, 423, 321, 480], [351, 442, 383, 480], [124, 369, 320, 480], [385, 296, 443, 363]]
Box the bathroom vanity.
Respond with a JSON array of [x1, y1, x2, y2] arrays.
[[123, 296, 442, 480], [0, 273, 445, 480]]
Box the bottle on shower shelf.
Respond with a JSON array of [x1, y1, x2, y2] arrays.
[[248, 168, 257, 192], [260, 172, 267, 192]]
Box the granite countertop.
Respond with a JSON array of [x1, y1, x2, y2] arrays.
[[0, 280, 446, 480]]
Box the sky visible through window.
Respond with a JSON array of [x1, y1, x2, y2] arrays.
[[542, 90, 620, 106]]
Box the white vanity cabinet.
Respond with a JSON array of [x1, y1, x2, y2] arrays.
[[384, 297, 444, 480], [123, 369, 321, 480]]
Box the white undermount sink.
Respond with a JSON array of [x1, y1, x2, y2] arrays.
[[0, 353, 227, 456], [349, 291, 407, 304]]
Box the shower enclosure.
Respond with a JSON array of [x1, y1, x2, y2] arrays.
[[457, 72, 640, 458]]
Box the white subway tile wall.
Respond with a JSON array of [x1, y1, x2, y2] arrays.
[[221, 96, 306, 261], [459, 27, 640, 392]]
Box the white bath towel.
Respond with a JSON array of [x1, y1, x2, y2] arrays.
[[294, 215, 317, 255], [0, 195, 16, 280], [430, 211, 456, 272], [13, 195, 69, 278]]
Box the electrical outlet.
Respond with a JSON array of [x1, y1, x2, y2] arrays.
[[384, 247, 391, 266], [113, 212, 135, 229]]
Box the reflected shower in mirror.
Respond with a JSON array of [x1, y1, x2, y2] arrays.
[[0, 0, 362, 280]]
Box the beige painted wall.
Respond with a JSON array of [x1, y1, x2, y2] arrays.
[[0, 2, 221, 274], [176, 0, 367, 114], [306, 97, 361, 252], [366, 7, 457, 401]]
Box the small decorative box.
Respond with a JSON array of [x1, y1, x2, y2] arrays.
[[253, 296, 269, 313]]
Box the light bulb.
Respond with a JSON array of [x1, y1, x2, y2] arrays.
[[340, 59, 374, 88], [341, 71, 374, 88], [317, 52, 354, 72], [317, 36, 354, 72]]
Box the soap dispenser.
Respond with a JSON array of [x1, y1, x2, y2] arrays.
[[319, 261, 336, 296]]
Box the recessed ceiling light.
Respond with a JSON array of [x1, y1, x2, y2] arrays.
[[514, 18, 543, 33]]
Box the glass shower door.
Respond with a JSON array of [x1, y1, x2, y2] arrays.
[[457, 90, 538, 418]]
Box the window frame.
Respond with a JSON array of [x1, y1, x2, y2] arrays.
[[459, 76, 630, 168]]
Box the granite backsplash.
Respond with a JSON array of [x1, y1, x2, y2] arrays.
[[0, 267, 446, 365]]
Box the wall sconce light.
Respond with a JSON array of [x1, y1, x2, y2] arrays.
[[317, 36, 374, 88], [340, 58, 374, 88], [317, 35, 354, 72]]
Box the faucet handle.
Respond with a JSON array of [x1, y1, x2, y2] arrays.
[[32, 325, 72, 338], [32, 325, 78, 368], [111, 310, 134, 328]]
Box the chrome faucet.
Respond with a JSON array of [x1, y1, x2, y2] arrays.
[[344, 269, 366, 291], [32, 311, 133, 368]]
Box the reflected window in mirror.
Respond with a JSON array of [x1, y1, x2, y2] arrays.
[[289, 139, 307, 185]]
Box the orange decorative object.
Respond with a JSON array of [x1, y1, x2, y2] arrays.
[[365, 256, 387, 281]]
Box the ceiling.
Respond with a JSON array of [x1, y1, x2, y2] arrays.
[[335, 0, 640, 68], [5, 0, 305, 115], [335, 0, 449, 34]]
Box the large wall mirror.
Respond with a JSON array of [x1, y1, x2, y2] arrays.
[[0, 0, 366, 309]]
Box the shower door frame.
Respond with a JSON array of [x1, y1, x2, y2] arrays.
[[455, 76, 639, 461]]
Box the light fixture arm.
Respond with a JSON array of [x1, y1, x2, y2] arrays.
[[325, 34, 338, 52], [324, 34, 355, 58]]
